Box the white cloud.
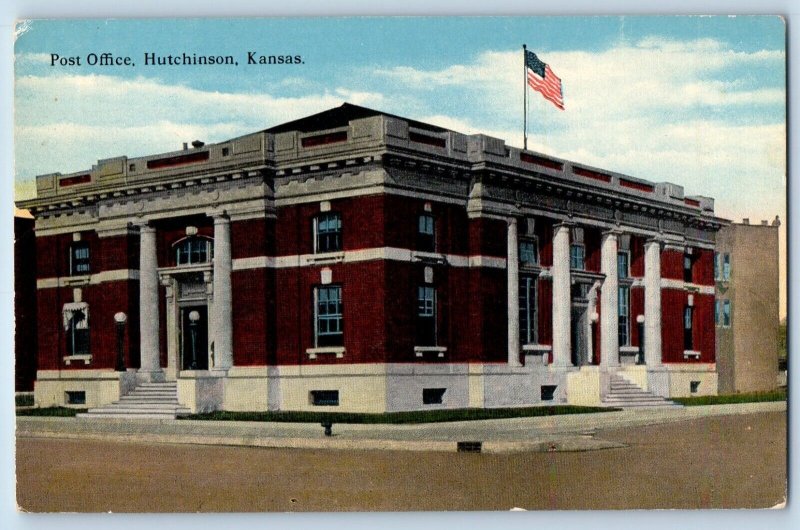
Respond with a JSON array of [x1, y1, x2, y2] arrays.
[[14, 74, 386, 198]]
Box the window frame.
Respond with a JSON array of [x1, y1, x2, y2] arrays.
[[722, 299, 731, 328], [173, 236, 213, 266], [314, 212, 343, 254], [618, 285, 630, 346], [570, 243, 586, 270], [64, 305, 90, 357], [416, 213, 436, 252], [69, 242, 91, 276], [684, 306, 694, 351], [683, 252, 694, 283], [416, 285, 437, 347], [519, 237, 539, 268], [722, 253, 731, 281], [617, 251, 630, 279], [519, 275, 538, 345], [314, 285, 344, 347]]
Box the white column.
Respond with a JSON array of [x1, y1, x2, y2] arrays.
[[644, 239, 663, 366], [138, 224, 162, 380], [600, 231, 620, 368], [551, 223, 572, 367], [507, 218, 521, 366], [212, 214, 233, 371]]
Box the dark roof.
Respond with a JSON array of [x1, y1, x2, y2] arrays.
[[264, 103, 449, 134]]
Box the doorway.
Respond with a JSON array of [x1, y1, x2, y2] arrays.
[[181, 305, 208, 370]]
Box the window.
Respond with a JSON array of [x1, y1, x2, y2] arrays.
[[417, 214, 435, 252], [310, 390, 339, 406], [175, 237, 213, 265], [314, 212, 342, 253], [519, 275, 538, 344], [570, 244, 585, 270], [315, 285, 343, 347], [519, 238, 539, 266], [416, 286, 436, 346], [540, 385, 557, 401], [714, 252, 720, 280], [683, 253, 694, 283], [722, 300, 731, 328], [617, 251, 629, 279], [70, 242, 90, 275], [690, 381, 701, 394], [65, 391, 86, 405], [722, 253, 731, 281], [618, 286, 630, 346], [715, 300, 720, 327], [63, 304, 90, 356], [684, 306, 694, 350], [422, 388, 446, 405]]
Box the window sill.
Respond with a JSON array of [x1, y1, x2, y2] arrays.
[[64, 355, 92, 366], [410, 251, 447, 265], [620, 346, 640, 355], [414, 346, 447, 358], [63, 275, 91, 286], [522, 344, 551, 353], [683, 350, 702, 360], [305, 252, 345, 266], [306, 347, 345, 360]]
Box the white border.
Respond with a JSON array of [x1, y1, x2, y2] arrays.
[[1, 3, 796, 530]]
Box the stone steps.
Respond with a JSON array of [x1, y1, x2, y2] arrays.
[[602, 375, 683, 409], [78, 382, 190, 420]]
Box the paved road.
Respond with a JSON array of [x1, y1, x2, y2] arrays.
[[16, 410, 786, 512]]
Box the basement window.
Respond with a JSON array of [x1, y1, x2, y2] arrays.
[[310, 390, 339, 406], [690, 381, 701, 394], [422, 388, 446, 405], [65, 391, 86, 405], [541, 385, 557, 401]]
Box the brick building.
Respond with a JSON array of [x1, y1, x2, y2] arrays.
[[17, 104, 725, 414], [715, 218, 781, 393]]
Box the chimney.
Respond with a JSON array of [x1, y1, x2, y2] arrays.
[[182, 142, 188, 151], [761, 220, 769, 226], [742, 218, 749, 225]]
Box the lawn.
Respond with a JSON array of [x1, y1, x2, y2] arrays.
[[183, 405, 614, 424], [673, 388, 787, 406]]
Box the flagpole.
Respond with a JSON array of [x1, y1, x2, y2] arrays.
[[522, 44, 528, 151]]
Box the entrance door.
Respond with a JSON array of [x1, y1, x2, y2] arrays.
[[571, 305, 588, 366], [181, 305, 208, 370]]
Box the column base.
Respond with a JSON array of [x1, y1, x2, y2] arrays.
[[135, 369, 166, 384]]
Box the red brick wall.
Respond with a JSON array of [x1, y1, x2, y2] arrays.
[[535, 217, 555, 267], [631, 286, 644, 347], [232, 268, 271, 366], [274, 261, 386, 365], [467, 217, 506, 258], [661, 288, 715, 363], [231, 217, 273, 259], [693, 248, 715, 285], [661, 248, 684, 280], [630, 236, 645, 277], [537, 278, 553, 346], [584, 227, 602, 273]]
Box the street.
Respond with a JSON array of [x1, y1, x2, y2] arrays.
[[16, 411, 786, 512]]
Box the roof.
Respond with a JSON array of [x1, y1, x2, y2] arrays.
[[264, 102, 448, 134]]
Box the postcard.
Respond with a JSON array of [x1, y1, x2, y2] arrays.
[[12, 16, 786, 513]]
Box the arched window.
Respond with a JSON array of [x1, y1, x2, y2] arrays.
[[173, 236, 213, 265]]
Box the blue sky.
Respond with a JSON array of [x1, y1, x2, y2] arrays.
[[13, 16, 787, 311]]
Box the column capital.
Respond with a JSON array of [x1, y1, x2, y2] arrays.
[[553, 221, 576, 230], [211, 210, 230, 223], [602, 228, 624, 238]]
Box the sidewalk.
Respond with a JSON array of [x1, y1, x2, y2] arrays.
[[16, 401, 786, 454]]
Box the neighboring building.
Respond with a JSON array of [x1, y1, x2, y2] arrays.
[[14, 211, 38, 392], [16, 103, 725, 413], [715, 218, 781, 394]]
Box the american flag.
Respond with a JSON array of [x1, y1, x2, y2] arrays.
[[525, 50, 564, 110]]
